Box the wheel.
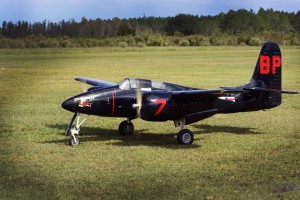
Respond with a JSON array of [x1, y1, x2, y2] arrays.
[[69, 137, 80, 146], [119, 120, 134, 135], [177, 129, 194, 144]]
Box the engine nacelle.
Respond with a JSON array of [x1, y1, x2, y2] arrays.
[[140, 91, 172, 121]]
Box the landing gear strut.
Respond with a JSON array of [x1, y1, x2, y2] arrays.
[[174, 118, 194, 144], [65, 112, 89, 146], [119, 119, 134, 135]]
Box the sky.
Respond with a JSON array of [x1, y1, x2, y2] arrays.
[[0, 0, 299, 23]]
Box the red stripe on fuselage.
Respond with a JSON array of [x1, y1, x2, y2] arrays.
[[111, 91, 115, 115]]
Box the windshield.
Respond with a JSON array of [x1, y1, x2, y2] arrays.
[[118, 78, 130, 90], [118, 78, 166, 90]]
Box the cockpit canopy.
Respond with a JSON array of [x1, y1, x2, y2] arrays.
[[118, 78, 166, 91], [118, 78, 195, 92]]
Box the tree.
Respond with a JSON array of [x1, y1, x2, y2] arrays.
[[1, 21, 7, 37], [222, 9, 258, 34], [118, 22, 135, 36], [166, 14, 200, 35], [198, 16, 221, 36], [295, 11, 300, 32], [7, 21, 15, 38]]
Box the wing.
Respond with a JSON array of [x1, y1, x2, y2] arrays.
[[171, 89, 242, 125], [75, 77, 117, 88], [171, 89, 244, 103]]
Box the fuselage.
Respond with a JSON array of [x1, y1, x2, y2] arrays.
[[61, 78, 266, 124]]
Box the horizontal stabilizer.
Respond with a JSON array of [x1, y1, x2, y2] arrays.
[[220, 86, 243, 90], [222, 89, 246, 93], [281, 90, 299, 94], [244, 87, 298, 94]]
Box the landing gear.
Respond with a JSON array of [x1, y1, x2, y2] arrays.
[[119, 119, 134, 135], [69, 136, 80, 146], [174, 118, 194, 144], [65, 112, 89, 146], [177, 129, 194, 144]]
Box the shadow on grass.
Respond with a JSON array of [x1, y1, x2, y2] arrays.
[[46, 123, 200, 149], [192, 124, 262, 135], [45, 123, 261, 148]]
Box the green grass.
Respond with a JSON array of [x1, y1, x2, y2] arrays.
[[0, 46, 299, 199]]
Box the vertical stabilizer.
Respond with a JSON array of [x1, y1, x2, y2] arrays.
[[248, 41, 282, 108]]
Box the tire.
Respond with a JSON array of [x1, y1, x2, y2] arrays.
[[177, 129, 194, 144], [119, 120, 134, 135], [69, 137, 80, 146]]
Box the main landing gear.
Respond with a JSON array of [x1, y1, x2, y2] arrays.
[[174, 118, 194, 144], [118, 118, 194, 145], [119, 119, 134, 135]]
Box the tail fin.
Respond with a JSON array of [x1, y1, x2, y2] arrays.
[[222, 41, 297, 112], [246, 41, 282, 108]]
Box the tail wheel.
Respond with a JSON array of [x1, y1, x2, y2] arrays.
[[119, 120, 134, 135], [177, 129, 194, 144]]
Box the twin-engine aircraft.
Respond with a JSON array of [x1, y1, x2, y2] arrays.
[[62, 41, 297, 146]]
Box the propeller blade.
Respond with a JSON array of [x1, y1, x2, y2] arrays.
[[136, 87, 142, 117], [132, 80, 143, 118]]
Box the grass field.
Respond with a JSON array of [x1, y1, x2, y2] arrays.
[[0, 46, 299, 199]]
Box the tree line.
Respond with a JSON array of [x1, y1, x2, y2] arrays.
[[1, 8, 300, 48]]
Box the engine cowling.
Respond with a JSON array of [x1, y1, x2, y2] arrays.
[[140, 91, 172, 121]]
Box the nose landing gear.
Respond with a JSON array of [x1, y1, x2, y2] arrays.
[[65, 112, 89, 146]]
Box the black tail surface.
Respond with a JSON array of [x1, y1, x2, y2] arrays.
[[246, 41, 282, 108], [220, 41, 297, 113]]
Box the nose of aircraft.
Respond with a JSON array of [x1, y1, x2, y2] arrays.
[[61, 98, 75, 112]]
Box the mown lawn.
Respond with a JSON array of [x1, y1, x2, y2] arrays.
[[0, 46, 299, 199]]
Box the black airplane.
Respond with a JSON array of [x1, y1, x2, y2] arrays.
[[62, 41, 297, 146]]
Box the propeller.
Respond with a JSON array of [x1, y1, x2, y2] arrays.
[[132, 81, 143, 118]]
